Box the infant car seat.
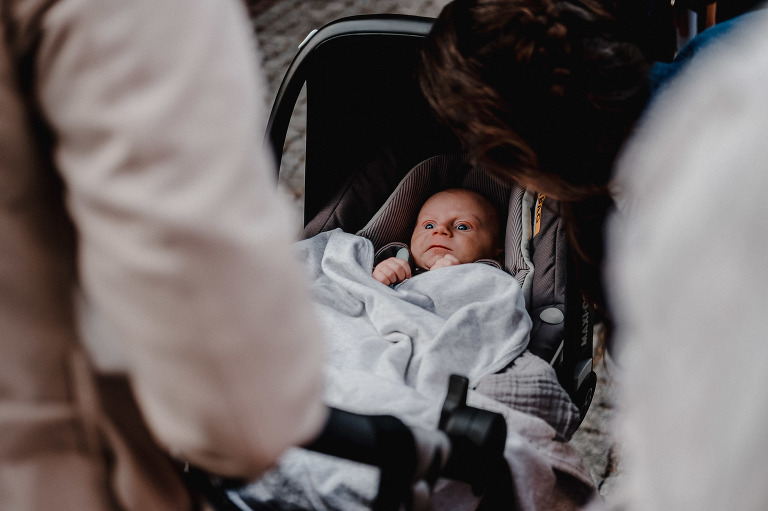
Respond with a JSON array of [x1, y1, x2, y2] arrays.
[[269, 14, 596, 419]]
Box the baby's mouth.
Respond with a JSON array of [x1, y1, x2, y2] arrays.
[[428, 244, 450, 251]]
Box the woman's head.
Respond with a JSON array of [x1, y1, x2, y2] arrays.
[[419, 0, 650, 200]]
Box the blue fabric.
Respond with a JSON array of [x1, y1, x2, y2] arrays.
[[648, 11, 758, 97]]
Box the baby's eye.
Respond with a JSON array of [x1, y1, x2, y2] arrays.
[[424, 222, 435, 229], [456, 223, 469, 231]]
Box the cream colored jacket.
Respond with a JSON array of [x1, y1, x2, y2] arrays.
[[0, 0, 327, 509]]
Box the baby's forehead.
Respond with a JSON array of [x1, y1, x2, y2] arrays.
[[420, 189, 497, 218]]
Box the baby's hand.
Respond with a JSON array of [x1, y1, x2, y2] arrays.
[[372, 257, 412, 285], [430, 254, 460, 270]]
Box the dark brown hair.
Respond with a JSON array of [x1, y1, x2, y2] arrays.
[[419, 0, 650, 330]]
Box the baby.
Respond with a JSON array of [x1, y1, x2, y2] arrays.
[[373, 188, 503, 285]]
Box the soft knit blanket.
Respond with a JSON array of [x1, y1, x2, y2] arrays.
[[231, 230, 594, 510], [305, 229, 531, 416]]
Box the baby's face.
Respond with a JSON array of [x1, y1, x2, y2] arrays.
[[410, 189, 501, 270]]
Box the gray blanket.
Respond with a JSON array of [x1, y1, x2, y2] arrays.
[[306, 229, 531, 417], [232, 230, 594, 510]]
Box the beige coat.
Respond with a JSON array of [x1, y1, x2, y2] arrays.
[[0, 0, 327, 509]]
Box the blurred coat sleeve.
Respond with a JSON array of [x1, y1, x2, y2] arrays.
[[607, 11, 768, 511], [35, 0, 327, 479]]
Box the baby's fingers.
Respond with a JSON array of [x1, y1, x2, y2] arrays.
[[372, 257, 411, 285], [432, 254, 460, 270], [385, 258, 412, 284]]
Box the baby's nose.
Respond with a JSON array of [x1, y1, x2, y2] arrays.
[[433, 223, 451, 236]]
